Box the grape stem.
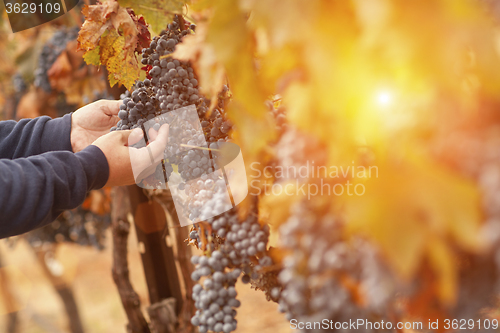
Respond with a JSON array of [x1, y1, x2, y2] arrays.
[[180, 144, 219, 152]]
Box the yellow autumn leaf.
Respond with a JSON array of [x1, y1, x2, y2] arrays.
[[83, 47, 101, 66], [77, 0, 149, 89]]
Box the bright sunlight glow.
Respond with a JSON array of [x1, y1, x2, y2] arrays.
[[377, 91, 392, 106]]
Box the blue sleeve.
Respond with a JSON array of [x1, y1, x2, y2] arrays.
[[0, 114, 73, 158], [0, 145, 109, 238]]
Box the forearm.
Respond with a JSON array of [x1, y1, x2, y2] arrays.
[[0, 114, 73, 159], [0, 145, 109, 238]]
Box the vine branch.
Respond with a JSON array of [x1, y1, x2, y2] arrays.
[[111, 186, 151, 333]]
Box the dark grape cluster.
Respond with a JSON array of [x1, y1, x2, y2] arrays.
[[191, 209, 271, 270], [266, 125, 397, 331], [272, 130, 500, 331], [275, 202, 394, 332], [188, 207, 274, 332], [115, 81, 157, 130], [114, 15, 231, 138], [25, 191, 111, 250], [114, 15, 232, 194], [12, 73, 27, 94], [190, 254, 240, 333], [114, 15, 208, 132], [432, 128, 500, 320], [34, 27, 79, 92]]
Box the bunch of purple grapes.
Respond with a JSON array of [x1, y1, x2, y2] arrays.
[[26, 191, 111, 250], [34, 27, 79, 92]]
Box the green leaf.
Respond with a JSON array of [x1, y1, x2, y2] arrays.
[[83, 47, 101, 66], [117, 0, 187, 35]]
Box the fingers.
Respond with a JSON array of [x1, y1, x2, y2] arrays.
[[127, 124, 169, 183], [148, 128, 158, 141], [148, 123, 168, 141], [147, 124, 169, 160], [158, 124, 169, 141], [128, 128, 145, 146]]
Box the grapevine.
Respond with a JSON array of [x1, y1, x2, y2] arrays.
[[111, 14, 280, 332]]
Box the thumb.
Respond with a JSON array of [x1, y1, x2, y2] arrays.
[[101, 99, 122, 116]]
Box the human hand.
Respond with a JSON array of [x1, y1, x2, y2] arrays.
[[91, 124, 169, 187], [71, 99, 121, 153]]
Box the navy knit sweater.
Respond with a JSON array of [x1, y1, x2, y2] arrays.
[[0, 113, 109, 238]]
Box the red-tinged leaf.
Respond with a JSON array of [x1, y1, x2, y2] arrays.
[[47, 51, 73, 91], [78, 0, 150, 89], [129, 11, 151, 51], [78, 2, 118, 51]]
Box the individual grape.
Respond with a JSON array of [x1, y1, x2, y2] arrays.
[[166, 39, 176, 49], [241, 274, 251, 284], [118, 110, 128, 119]]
